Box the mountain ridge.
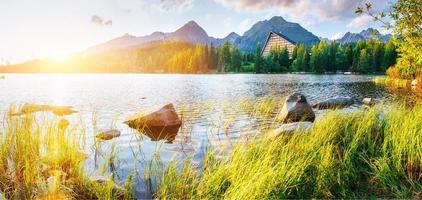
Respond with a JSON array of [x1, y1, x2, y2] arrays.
[[87, 17, 390, 54], [337, 28, 391, 44]]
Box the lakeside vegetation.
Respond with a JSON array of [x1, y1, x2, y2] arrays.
[[0, 0, 420, 199], [0, 101, 421, 199], [357, 0, 421, 80], [0, 109, 134, 199], [158, 103, 421, 199]]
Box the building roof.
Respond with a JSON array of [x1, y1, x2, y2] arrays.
[[261, 31, 296, 54]]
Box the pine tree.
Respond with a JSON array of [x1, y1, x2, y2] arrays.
[[335, 44, 346, 71], [358, 49, 371, 73], [309, 45, 319, 73], [382, 40, 396, 71], [279, 47, 290, 72], [254, 43, 263, 73], [329, 41, 337, 72], [344, 44, 353, 71], [231, 43, 241, 72]]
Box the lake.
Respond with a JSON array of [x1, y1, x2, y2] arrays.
[[0, 74, 392, 197]]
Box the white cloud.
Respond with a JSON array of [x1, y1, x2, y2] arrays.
[[91, 15, 113, 26], [160, 0, 194, 11], [346, 14, 373, 28], [214, 0, 389, 25], [330, 32, 344, 40]]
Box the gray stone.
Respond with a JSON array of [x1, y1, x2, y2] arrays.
[[89, 176, 123, 192], [278, 93, 315, 123], [313, 97, 354, 109], [270, 122, 313, 137]]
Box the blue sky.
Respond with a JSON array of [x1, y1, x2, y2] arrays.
[[0, 0, 392, 64]]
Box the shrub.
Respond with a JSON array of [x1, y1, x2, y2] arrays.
[[386, 66, 401, 79]]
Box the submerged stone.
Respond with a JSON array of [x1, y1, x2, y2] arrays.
[[96, 129, 121, 140], [89, 176, 124, 192], [313, 97, 354, 110], [12, 103, 77, 116], [278, 93, 315, 123], [58, 119, 70, 130], [124, 103, 182, 143], [270, 122, 313, 137], [51, 106, 77, 116]]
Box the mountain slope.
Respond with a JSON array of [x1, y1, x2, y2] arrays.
[[87, 21, 211, 53], [236, 16, 320, 51], [87, 16, 321, 53], [337, 28, 391, 44]]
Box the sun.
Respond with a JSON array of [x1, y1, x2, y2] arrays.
[[47, 51, 71, 62]]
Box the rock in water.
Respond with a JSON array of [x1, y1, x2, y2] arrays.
[[12, 104, 77, 116], [50, 106, 77, 116], [270, 122, 313, 137], [58, 119, 70, 130], [124, 103, 182, 143], [278, 93, 315, 123], [411, 79, 418, 89], [362, 98, 373, 106], [313, 97, 354, 109], [96, 130, 121, 140], [20, 103, 51, 114]]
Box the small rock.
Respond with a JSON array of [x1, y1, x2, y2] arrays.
[[270, 122, 313, 137], [313, 97, 354, 110], [96, 130, 121, 140], [51, 106, 77, 116], [89, 176, 123, 192], [20, 103, 51, 114], [362, 98, 373, 106], [278, 93, 315, 123], [11, 104, 77, 116], [411, 79, 418, 89], [124, 103, 182, 143], [58, 119, 69, 130]]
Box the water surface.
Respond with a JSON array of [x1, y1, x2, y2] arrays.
[[0, 74, 391, 197]]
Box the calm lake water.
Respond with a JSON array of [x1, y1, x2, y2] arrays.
[[0, 74, 391, 197]]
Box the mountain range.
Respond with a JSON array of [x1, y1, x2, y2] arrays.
[[336, 28, 391, 44], [87, 16, 391, 54]]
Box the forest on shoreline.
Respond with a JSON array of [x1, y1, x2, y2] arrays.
[[0, 38, 397, 74]]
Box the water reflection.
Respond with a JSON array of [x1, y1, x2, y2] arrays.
[[0, 74, 396, 198]]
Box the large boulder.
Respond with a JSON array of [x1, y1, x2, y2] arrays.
[[313, 97, 354, 110], [278, 93, 315, 123], [124, 103, 182, 143], [270, 122, 313, 137]]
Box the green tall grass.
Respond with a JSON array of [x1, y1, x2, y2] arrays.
[[0, 102, 421, 199], [157, 103, 422, 199], [0, 107, 133, 199]]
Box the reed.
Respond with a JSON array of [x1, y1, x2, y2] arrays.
[[0, 101, 421, 199], [0, 107, 133, 199], [157, 103, 422, 199]]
